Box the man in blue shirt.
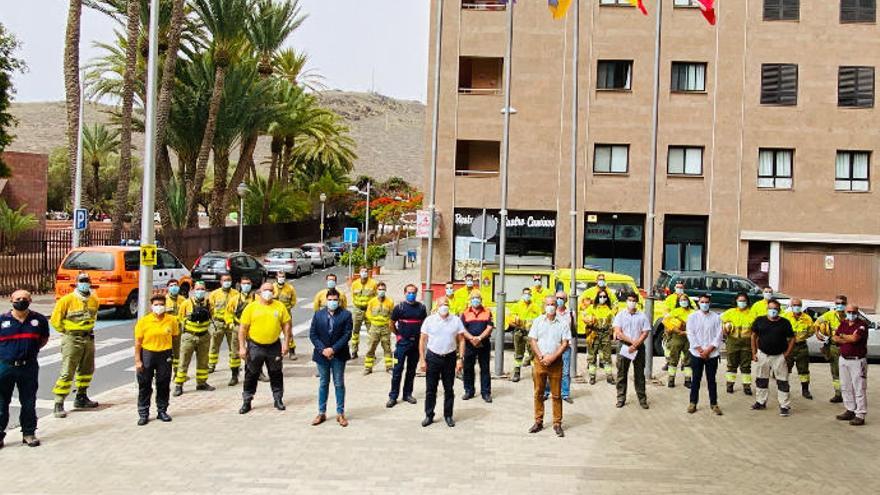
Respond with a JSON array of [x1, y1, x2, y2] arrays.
[[309, 289, 353, 427], [387, 284, 427, 408], [0, 290, 51, 448]]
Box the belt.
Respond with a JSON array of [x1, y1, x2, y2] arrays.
[[842, 355, 865, 360], [248, 339, 280, 348], [183, 329, 209, 336], [65, 330, 94, 335], [427, 349, 457, 358], [0, 358, 33, 367]]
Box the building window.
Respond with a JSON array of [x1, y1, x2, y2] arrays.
[[673, 0, 700, 6], [835, 151, 870, 191], [760, 64, 798, 105], [667, 146, 703, 176], [597, 60, 632, 90], [459, 57, 503, 95], [461, 0, 507, 11], [584, 213, 645, 286], [763, 0, 800, 21], [838, 66, 875, 108], [594, 144, 629, 174], [671, 62, 706, 92], [663, 215, 708, 272], [758, 148, 794, 189], [455, 140, 500, 177], [841, 0, 876, 23]]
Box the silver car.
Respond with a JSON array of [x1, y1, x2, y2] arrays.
[[301, 242, 336, 269], [802, 301, 880, 360], [262, 248, 314, 278]]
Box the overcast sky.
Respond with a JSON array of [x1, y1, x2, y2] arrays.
[[1, 0, 430, 103]]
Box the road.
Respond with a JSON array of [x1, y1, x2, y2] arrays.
[[8, 262, 351, 428]]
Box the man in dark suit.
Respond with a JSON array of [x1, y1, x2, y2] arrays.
[[309, 289, 353, 427]]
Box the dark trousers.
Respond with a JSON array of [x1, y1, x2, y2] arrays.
[[425, 351, 456, 419], [389, 338, 419, 400], [137, 349, 172, 418], [0, 360, 39, 438], [616, 345, 647, 404], [690, 354, 719, 406], [463, 343, 491, 397], [242, 340, 283, 402]]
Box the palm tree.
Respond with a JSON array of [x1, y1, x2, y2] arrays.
[[64, 0, 83, 210], [273, 48, 324, 91], [0, 200, 39, 256], [82, 123, 121, 210], [248, 0, 305, 77]]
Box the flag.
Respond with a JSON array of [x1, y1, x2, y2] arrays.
[[628, 0, 648, 16], [548, 0, 573, 19], [695, 0, 716, 25]]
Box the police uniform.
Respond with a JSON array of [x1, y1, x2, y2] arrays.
[[817, 309, 845, 402], [461, 304, 494, 400], [388, 300, 427, 403], [349, 276, 378, 357], [207, 286, 241, 373], [364, 295, 395, 373], [663, 306, 694, 387], [508, 298, 540, 382], [783, 309, 815, 399], [165, 293, 186, 372], [174, 296, 213, 394], [50, 290, 100, 413], [720, 307, 755, 395], [134, 312, 179, 422], [273, 281, 298, 356], [0, 309, 50, 445], [240, 300, 291, 407], [224, 290, 255, 386], [584, 303, 616, 384]]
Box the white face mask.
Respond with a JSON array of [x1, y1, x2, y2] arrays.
[[627, 301, 637, 310], [360, 271, 368, 279], [261, 290, 274, 301], [151, 305, 166, 315], [763, 291, 772, 300], [438, 305, 450, 316], [675, 287, 684, 295], [276, 278, 285, 285], [221, 281, 232, 289], [545, 305, 556, 315], [465, 280, 474, 288]]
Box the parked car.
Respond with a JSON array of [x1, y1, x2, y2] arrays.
[[301, 242, 336, 268], [191, 251, 267, 289], [328, 241, 349, 259], [55, 246, 192, 318], [802, 301, 880, 360], [263, 248, 314, 278], [652, 270, 789, 310]]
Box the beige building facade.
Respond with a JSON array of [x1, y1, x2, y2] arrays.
[[422, 0, 880, 310]]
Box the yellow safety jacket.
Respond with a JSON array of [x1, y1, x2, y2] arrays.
[[663, 307, 694, 335], [508, 300, 541, 329], [351, 278, 378, 310], [584, 305, 616, 330], [816, 310, 844, 338], [165, 294, 186, 318], [783, 310, 814, 343], [531, 286, 550, 302], [225, 291, 256, 326], [312, 289, 348, 311], [366, 296, 394, 327], [720, 308, 755, 339], [663, 294, 682, 312], [50, 292, 100, 332], [179, 297, 212, 334], [273, 282, 297, 311], [750, 299, 771, 318], [208, 287, 239, 323], [450, 287, 473, 315], [583, 286, 618, 306]]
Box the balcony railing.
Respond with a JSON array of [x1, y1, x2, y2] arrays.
[[458, 87, 503, 95], [455, 169, 500, 177], [461, 1, 507, 11]]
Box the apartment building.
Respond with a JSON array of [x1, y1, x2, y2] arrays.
[[421, 0, 880, 310]]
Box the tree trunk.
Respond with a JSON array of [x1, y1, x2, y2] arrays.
[[279, 136, 293, 186], [208, 145, 230, 227], [223, 133, 257, 215], [186, 65, 226, 228], [262, 137, 281, 223], [111, 0, 141, 242], [64, 0, 82, 211], [91, 160, 101, 210]]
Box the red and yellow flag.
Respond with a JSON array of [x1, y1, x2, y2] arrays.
[[628, 0, 648, 16]]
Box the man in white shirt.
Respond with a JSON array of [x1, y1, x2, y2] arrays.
[[612, 293, 651, 409], [528, 296, 571, 438], [419, 297, 465, 428], [685, 294, 724, 415]]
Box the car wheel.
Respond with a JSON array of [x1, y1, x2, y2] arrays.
[[295, 267, 301, 278], [117, 291, 138, 319]]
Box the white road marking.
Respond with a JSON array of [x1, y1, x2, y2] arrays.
[[37, 337, 131, 366], [92, 348, 138, 369], [292, 320, 312, 336]]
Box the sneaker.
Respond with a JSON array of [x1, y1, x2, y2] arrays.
[[21, 435, 40, 447], [687, 403, 697, 414], [836, 410, 856, 421], [750, 402, 766, 411], [779, 407, 791, 417], [711, 405, 723, 416]]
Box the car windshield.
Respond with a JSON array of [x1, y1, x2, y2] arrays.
[[267, 250, 292, 259], [62, 251, 115, 271], [197, 256, 227, 268], [302, 245, 320, 253]]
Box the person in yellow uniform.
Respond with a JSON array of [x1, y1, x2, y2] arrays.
[[661, 281, 687, 372], [207, 274, 240, 374], [720, 292, 756, 396], [583, 289, 617, 385], [50, 273, 101, 419], [313, 273, 348, 311], [364, 282, 395, 375], [164, 279, 186, 374], [663, 294, 695, 388], [223, 276, 255, 386], [508, 287, 541, 383], [451, 274, 477, 316], [530, 275, 550, 302], [350, 265, 378, 359], [272, 271, 298, 360], [783, 298, 815, 400], [173, 281, 214, 396], [583, 273, 618, 308], [749, 286, 775, 318], [237, 282, 292, 414], [134, 294, 179, 426], [815, 295, 848, 403]]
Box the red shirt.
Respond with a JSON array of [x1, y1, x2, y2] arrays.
[[838, 319, 869, 359]]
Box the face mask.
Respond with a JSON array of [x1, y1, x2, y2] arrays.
[[276, 278, 285, 285], [763, 292, 772, 301], [445, 287, 454, 296], [360, 271, 368, 279], [222, 281, 232, 289], [471, 298, 481, 308], [152, 305, 166, 315], [598, 296, 607, 304], [767, 308, 779, 318], [791, 305, 802, 314], [545, 305, 556, 315], [846, 312, 857, 321], [194, 289, 206, 300], [679, 300, 689, 308], [240, 284, 252, 293], [261, 290, 274, 301], [699, 302, 710, 312], [556, 298, 565, 308], [327, 300, 339, 311], [597, 280, 606, 288], [737, 300, 748, 309], [522, 294, 531, 302], [627, 301, 637, 310], [77, 282, 91, 294], [327, 280, 337, 289], [12, 300, 30, 311], [836, 304, 846, 312], [378, 290, 386, 298], [675, 287, 684, 295], [533, 280, 541, 287], [465, 280, 474, 288], [405, 292, 417, 303], [438, 305, 450, 316], [168, 286, 180, 296]]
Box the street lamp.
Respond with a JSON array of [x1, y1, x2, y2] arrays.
[[348, 182, 370, 258], [319, 192, 327, 244], [236, 182, 248, 252]]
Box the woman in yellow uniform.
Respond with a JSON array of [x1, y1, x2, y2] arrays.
[[134, 294, 180, 426], [583, 289, 617, 385], [663, 294, 695, 389]]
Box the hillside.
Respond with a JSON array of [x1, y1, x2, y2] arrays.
[[8, 91, 425, 184]]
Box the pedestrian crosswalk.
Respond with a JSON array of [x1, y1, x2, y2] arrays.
[[38, 337, 132, 367]]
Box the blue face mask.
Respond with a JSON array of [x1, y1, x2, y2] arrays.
[[168, 286, 180, 296], [522, 294, 531, 302], [597, 280, 606, 288], [699, 302, 710, 312], [471, 298, 481, 308], [77, 282, 91, 294], [194, 289, 206, 300], [846, 312, 857, 321], [240, 284, 251, 293], [465, 280, 474, 288], [445, 287, 454, 296], [556, 298, 565, 308], [327, 300, 339, 311], [790, 305, 802, 314], [767, 308, 779, 318], [736, 300, 748, 309], [836, 304, 846, 312], [327, 280, 337, 289], [378, 290, 387, 298], [405, 292, 417, 303], [679, 300, 690, 308]]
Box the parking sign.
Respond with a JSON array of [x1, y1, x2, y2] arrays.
[[343, 228, 359, 244], [74, 208, 88, 231]]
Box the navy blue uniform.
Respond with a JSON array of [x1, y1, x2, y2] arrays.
[[0, 310, 50, 440], [388, 301, 427, 401], [461, 306, 494, 399]]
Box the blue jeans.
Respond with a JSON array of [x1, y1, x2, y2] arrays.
[[316, 357, 346, 415], [545, 346, 572, 399]]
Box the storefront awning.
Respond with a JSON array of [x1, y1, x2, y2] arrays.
[[741, 230, 880, 246]]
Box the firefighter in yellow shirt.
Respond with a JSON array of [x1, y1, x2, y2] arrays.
[[50, 273, 101, 418], [749, 286, 775, 318], [583, 273, 618, 308], [661, 282, 687, 372], [584, 288, 617, 385], [815, 295, 848, 403], [165, 279, 186, 373], [783, 298, 815, 400], [313, 273, 348, 311], [364, 282, 395, 374], [207, 274, 240, 374], [222, 276, 256, 386], [530, 275, 550, 302], [350, 266, 378, 358], [508, 287, 541, 383], [451, 274, 477, 316], [173, 281, 214, 396], [663, 294, 695, 388], [272, 271, 298, 360], [720, 293, 756, 396], [134, 294, 180, 425]]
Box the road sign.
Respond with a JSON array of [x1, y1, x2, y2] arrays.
[[343, 227, 359, 244], [140, 244, 157, 266], [470, 213, 498, 241], [73, 208, 88, 231]]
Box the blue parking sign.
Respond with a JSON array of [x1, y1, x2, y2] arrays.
[[343, 227, 359, 244], [74, 208, 88, 231]]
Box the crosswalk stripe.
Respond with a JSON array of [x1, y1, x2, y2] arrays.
[[92, 348, 137, 369], [37, 337, 131, 366], [292, 320, 312, 336], [41, 338, 63, 352]]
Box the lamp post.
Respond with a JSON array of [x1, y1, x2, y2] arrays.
[[319, 192, 327, 244], [348, 182, 370, 258], [236, 182, 248, 252]]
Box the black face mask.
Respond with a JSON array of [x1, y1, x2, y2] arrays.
[[12, 300, 30, 311]]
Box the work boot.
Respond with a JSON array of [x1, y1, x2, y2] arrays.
[[228, 368, 240, 387], [239, 400, 252, 415], [53, 403, 67, 419], [661, 363, 669, 372], [726, 383, 735, 394], [196, 383, 216, 392], [606, 375, 615, 385], [684, 377, 692, 389], [288, 348, 297, 361], [363, 368, 373, 376], [837, 410, 856, 421], [208, 364, 216, 374], [743, 385, 753, 396], [830, 392, 843, 403], [351, 351, 358, 360], [173, 385, 183, 397], [73, 393, 99, 409], [667, 377, 675, 388], [274, 399, 286, 411], [589, 375, 596, 385], [157, 411, 172, 422], [802, 382, 813, 400], [511, 369, 521, 383]]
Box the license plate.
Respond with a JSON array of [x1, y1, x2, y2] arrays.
[[201, 274, 216, 280]]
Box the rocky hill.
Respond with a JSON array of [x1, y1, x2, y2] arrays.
[[8, 91, 425, 184]]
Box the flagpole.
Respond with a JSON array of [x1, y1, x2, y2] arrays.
[[494, 0, 515, 378], [568, 0, 580, 379], [423, 0, 444, 313], [643, 0, 663, 379]]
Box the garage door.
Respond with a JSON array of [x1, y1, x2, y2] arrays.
[[781, 244, 878, 312]]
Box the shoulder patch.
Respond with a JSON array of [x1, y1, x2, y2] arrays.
[[31, 319, 40, 326], [1, 321, 10, 328]]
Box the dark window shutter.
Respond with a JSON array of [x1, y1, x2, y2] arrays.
[[857, 66, 875, 107], [839, 67, 857, 106], [839, 66, 874, 107], [761, 64, 780, 104], [781, 0, 800, 20], [842, 0, 858, 21], [779, 65, 798, 105], [842, 0, 875, 22], [763, 0, 781, 20]]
